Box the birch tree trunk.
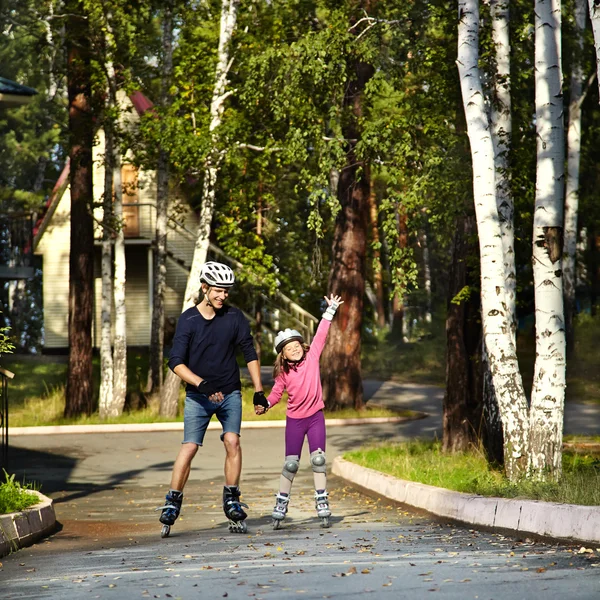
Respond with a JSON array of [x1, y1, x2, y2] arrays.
[[99, 116, 114, 418], [481, 0, 514, 466], [160, 0, 240, 417], [148, 0, 174, 395], [457, 0, 529, 480], [112, 152, 127, 415], [99, 14, 119, 418], [529, 0, 566, 480], [563, 0, 586, 351], [588, 0, 600, 99]]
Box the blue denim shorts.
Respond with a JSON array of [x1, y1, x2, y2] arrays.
[[183, 389, 242, 446]]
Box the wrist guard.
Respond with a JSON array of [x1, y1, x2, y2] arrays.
[[197, 380, 220, 397], [322, 300, 340, 321], [253, 391, 269, 409]]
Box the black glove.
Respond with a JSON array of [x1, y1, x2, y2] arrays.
[[253, 391, 269, 409], [197, 380, 220, 397]]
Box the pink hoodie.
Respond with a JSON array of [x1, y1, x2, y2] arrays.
[[267, 318, 331, 419]]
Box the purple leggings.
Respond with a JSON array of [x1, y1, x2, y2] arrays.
[[285, 410, 326, 457]]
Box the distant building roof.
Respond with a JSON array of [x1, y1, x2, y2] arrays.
[[0, 76, 38, 107]]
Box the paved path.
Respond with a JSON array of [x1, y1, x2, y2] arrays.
[[1, 378, 600, 599]]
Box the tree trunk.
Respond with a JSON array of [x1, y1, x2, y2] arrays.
[[529, 0, 566, 480], [588, 0, 600, 99], [420, 219, 433, 324], [99, 116, 114, 418], [160, 0, 240, 417], [443, 213, 483, 453], [390, 209, 409, 340], [148, 0, 174, 395], [457, 0, 529, 481], [65, 0, 94, 418], [563, 0, 586, 352], [112, 153, 127, 415], [321, 49, 374, 411], [368, 187, 386, 328]]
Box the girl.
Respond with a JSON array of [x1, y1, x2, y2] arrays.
[[255, 293, 342, 529]]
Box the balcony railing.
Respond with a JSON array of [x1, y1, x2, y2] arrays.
[[0, 212, 35, 279], [0, 367, 14, 471]]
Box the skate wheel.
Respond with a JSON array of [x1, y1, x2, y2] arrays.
[[229, 520, 247, 533], [161, 524, 171, 538], [320, 516, 331, 528], [272, 518, 281, 530]]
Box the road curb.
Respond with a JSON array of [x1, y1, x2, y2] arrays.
[[8, 414, 420, 436], [332, 456, 600, 545], [0, 490, 56, 558]]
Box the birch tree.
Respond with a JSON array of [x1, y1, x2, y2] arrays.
[[112, 148, 127, 414], [160, 0, 240, 417], [529, 0, 566, 479], [563, 0, 587, 350], [457, 0, 530, 480], [588, 0, 600, 98]]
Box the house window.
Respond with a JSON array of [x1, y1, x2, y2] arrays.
[[121, 164, 139, 238]]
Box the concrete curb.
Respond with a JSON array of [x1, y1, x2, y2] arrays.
[[332, 456, 600, 545], [0, 490, 56, 558], [8, 414, 419, 436]]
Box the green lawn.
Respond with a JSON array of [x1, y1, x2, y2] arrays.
[[0, 471, 39, 514], [345, 440, 600, 506]]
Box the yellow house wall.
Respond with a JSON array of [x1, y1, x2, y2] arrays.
[[35, 188, 71, 349]]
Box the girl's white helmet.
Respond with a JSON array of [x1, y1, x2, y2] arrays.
[[274, 328, 304, 354], [200, 261, 235, 288]]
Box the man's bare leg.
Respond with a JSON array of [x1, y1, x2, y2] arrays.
[[170, 442, 199, 491]]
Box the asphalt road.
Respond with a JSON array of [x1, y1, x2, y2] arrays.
[[2, 419, 600, 599]]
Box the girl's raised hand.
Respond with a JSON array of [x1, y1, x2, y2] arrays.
[[324, 293, 343, 307]]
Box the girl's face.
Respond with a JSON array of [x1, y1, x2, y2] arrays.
[[282, 340, 304, 362]]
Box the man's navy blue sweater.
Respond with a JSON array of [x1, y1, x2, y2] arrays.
[[168, 304, 258, 395]]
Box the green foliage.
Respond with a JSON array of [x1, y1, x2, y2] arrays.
[[0, 312, 14, 360], [345, 440, 600, 506], [0, 470, 39, 515]]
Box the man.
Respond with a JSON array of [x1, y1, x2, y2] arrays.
[[157, 261, 266, 535]]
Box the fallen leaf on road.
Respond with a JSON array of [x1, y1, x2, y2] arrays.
[[537, 568, 546, 573], [361, 569, 371, 574]]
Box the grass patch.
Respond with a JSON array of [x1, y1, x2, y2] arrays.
[[344, 440, 600, 506], [360, 319, 446, 385], [7, 377, 407, 427], [0, 471, 39, 514]]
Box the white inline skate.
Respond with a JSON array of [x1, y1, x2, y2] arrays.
[[315, 490, 331, 528], [271, 493, 290, 530]]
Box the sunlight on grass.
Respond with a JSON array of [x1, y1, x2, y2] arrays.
[[8, 381, 406, 427], [345, 440, 600, 506], [0, 471, 39, 514]]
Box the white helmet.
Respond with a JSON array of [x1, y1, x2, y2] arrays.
[[274, 328, 304, 354], [200, 261, 235, 288]]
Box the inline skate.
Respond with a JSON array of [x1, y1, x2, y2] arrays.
[[223, 485, 248, 533], [271, 493, 290, 530], [315, 490, 331, 528], [155, 490, 183, 538]]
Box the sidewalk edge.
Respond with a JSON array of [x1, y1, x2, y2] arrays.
[[332, 456, 600, 545], [0, 490, 56, 559]]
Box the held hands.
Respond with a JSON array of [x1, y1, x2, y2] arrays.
[[253, 391, 269, 415], [197, 380, 224, 403], [323, 293, 344, 321]]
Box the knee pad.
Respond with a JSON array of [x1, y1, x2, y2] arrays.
[[310, 449, 327, 473], [282, 455, 300, 481]]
